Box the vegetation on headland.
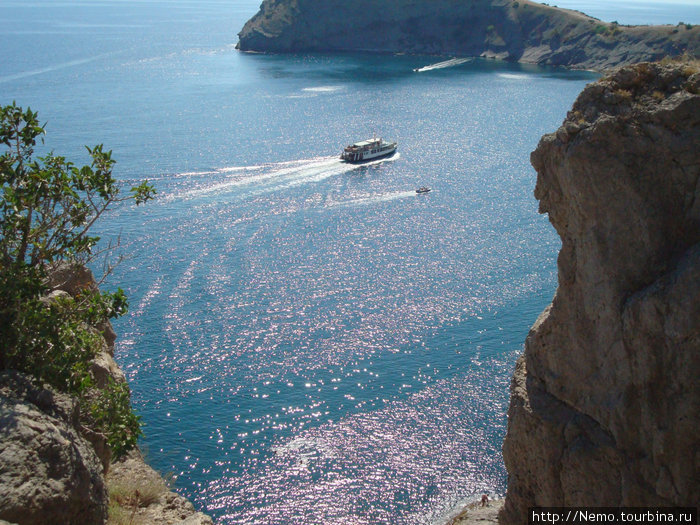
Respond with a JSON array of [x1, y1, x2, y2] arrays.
[[0, 102, 155, 458], [236, 0, 700, 71]]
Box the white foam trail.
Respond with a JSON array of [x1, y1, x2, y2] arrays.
[[167, 170, 220, 178], [414, 57, 471, 73], [0, 52, 117, 83], [171, 154, 400, 201], [147, 159, 310, 183], [247, 153, 401, 195], [328, 190, 417, 209], [212, 165, 266, 174], [497, 73, 530, 80], [302, 86, 343, 93]]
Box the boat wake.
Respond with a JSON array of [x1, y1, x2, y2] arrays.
[[497, 73, 531, 80], [413, 57, 471, 73], [0, 51, 119, 84], [301, 85, 344, 94], [327, 190, 416, 209], [167, 153, 400, 202]]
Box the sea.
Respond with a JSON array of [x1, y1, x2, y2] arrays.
[[1, 1, 698, 523]]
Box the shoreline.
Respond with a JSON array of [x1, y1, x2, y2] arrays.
[[446, 498, 504, 525], [237, 0, 700, 72]]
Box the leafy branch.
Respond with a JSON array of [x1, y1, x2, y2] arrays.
[[0, 102, 155, 458]]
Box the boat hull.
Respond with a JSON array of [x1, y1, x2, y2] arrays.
[[340, 139, 397, 163], [341, 146, 396, 163]]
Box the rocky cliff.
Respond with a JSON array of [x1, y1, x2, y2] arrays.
[[0, 265, 213, 525], [500, 61, 700, 522], [237, 0, 699, 70], [0, 370, 108, 524]]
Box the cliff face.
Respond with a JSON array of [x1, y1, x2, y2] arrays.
[[500, 62, 700, 523], [237, 0, 700, 70]]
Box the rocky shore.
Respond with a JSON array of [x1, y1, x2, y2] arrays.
[[449, 499, 504, 525], [237, 0, 699, 71], [107, 449, 213, 525], [501, 61, 699, 522], [3, 32, 697, 525], [0, 265, 212, 525]]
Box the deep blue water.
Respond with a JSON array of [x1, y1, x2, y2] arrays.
[[1, 1, 693, 523]]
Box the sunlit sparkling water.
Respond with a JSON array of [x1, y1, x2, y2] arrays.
[[7, 0, 691, 522]]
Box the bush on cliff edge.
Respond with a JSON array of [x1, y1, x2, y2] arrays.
[[0, 102, 154, 458]]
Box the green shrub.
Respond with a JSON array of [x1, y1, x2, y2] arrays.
[[84, 379, 143, 459], [0, 102, 154, 457]]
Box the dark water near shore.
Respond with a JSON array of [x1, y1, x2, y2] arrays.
[[1, 0, 693, 523]]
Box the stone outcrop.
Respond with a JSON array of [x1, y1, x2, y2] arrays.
[[107, 450, 214, 525], [236, 0, 700, 70], [0, 371, 108, 525], [500, 61, 700, 522], [1, 265, 214, 525]]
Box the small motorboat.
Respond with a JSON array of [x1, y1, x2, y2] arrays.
[[416, 186, 431, 194]]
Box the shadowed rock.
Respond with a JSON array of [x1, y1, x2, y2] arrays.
[[500, 61, 700, 523], [237, 0, 699, 70]]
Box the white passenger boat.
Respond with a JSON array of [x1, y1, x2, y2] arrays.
[[341, 138, 397, 163]]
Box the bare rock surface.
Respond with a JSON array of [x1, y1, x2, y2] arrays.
[[0, 371, 108, 525], [450, 499, 504, 524], [501, 61, 700, 523], [237, 0, 699, 71], [107, 449, 214, 525]]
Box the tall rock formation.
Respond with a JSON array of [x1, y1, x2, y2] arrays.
[[500, 61, 700, 522], [237, 0, 700, 70]]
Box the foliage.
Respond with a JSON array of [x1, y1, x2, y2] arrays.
[[84, 379, 143, 459], [0, 102, 154, 457], [6, 290, 105, 392]]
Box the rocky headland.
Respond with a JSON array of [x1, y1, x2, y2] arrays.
[[237, 0, 699, 70], [0, 265, 213, 525], [4, 17, 698, 525], [500, 61, 699, 522]]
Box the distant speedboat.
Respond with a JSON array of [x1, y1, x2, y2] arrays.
[[341, 138, 397, 163], [416, 186, 431, 194]]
